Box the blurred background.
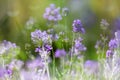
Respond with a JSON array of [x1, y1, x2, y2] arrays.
[[0, 0, 120, 60]]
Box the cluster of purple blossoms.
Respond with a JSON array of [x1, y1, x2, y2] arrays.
[[0, 40, 18, 55], [72, 37, 86, 55], [55, 49, 66, 58], [0, 67, 12, 78], [106, 31, 119, 58], [72, 19, 85, 34], [31, 29, 52, 45], [108, 39, 117, 50], [43, 4, 62, 22], [35, 44, 52, 53], [27, 58, 45, 69]]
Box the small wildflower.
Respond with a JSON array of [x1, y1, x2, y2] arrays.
[[43, 4, 62, 22], [100, 19, 109, 30], [55, 49, 66, 58], [106, 49, 114, 58], [84, 60, 99, 75], [27, 58, 44, 69], [74, 37, 86, 54], [108, 39, 117, 49], [26, 17, 35, 29], [72, 19, 85, 34], [35, 47, 42, 53], [31, 30, 52, 45], [115, 30, 120, 46]]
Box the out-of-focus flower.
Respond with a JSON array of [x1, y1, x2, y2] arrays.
[[72, 19, 85, 34], [35, 44, 52, 53], [27, 58, 44, 69], [44, 44, 52, 52], [62, 7, 69, 16], [106, 49, 114, 58], [74, 38, 86, 52], [35, 46, 42, 53], [43, 4, 62, 22], [84, 60, 99, 75], [100, 19, 109, 30], [55, 49, 66, 58], [31, 30, 52, 45], [26, 17, 35, 30], [0, 40, 19, 57], [5, 69, 12, 76], [108, 39, 117, 49], [95, 40, 102, 49], [115, 30, 120, 45], [71, 37, 86, 55], [7, 59, 24, 70]]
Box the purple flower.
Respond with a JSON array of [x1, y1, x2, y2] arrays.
[[100, 19, 109, 30], [108, 39, 117, 49], [73, 37, 86, 54], [106, 49, 114, 58], [35, 46, 42, 53], [27, 58, 44, 69], [55, 49, 66, 58], [31, 30, 52, 45], [43, 4, 62, 22], [44, 44, 52, 52], [6, 69, 12, 76], [35, 44, 52, 53], [72, 19, 85, 34], [0, 40, 19, 55], [84, 60, 99, 75], [115, 30, 120, 45]]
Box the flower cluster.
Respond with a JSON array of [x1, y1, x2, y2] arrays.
[[106, 37, 118, 58], [43, 4, 62, 22], [0, 40, 17, 54], [31, 29, 52, 45], [71, 37, 86, 55], [72, 19, 85, 34]]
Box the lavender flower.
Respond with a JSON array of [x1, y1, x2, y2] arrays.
[[35, 46, 42, 53], [27, 58, 44, 69], [106, 49, 114, 58], [115, 30, 120, 46], [55, 49, 66, 58], [108, 39, 117, 49], [44, 44, 52, 52], [72, 37, 86, 55], [31, 30, 52, 45], [100, 19, 109, 30], [72, 19, 85, 34], [35, 44, 52, 53], [43, 4, 62, 22], [6, 69, 12, 76], [0, 40, 19, 56], [84, 60, 99, 75]]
